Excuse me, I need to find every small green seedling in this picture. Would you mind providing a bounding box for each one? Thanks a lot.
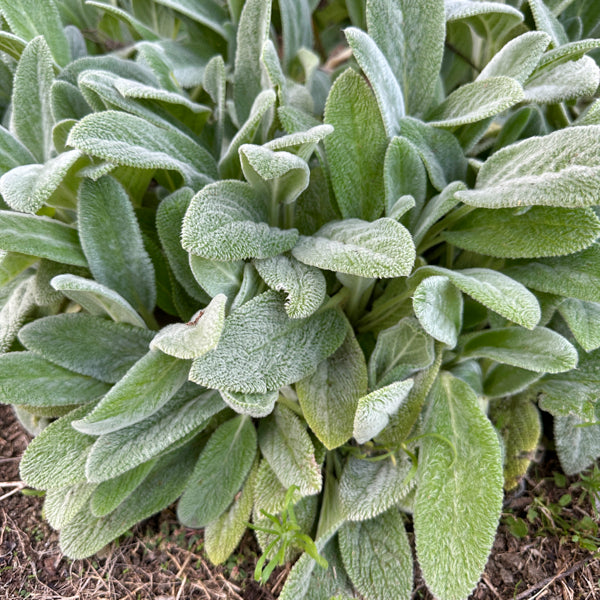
[249,485,327,584]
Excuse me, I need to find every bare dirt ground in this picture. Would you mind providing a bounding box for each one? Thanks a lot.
[1,403,599,600]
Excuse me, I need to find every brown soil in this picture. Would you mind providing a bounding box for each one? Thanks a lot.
[1,403,599,600]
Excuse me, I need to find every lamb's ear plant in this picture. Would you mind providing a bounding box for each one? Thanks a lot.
[1,0,600,598]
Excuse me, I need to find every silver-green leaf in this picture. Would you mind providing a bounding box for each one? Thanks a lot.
[409,266,541,330]
[292,218,415,279]
[0,352,109,407]
[177,415,257,528]
[296,331,368,450]
[85,386,224,482]
[150,295,227,359]
[456,126,600,209]
[254,255,326,319]
[414,372,503,600]
[323,68,387,221]
[339,509,413,600]
[189,291,347,394]
[0,210,86,267]
[72,350,191,435]
[50,274,146,328]
[413,276,463,347]
[258,404,322,496]
[339,456,415,522]
[67,110,217,188]
[18,314,153,383]
[461,326,578,373]
[78,176,156,320]
[182,180,299,261]
[353,380,414,444]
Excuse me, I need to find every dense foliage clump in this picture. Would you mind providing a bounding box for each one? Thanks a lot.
[1,1,600,598]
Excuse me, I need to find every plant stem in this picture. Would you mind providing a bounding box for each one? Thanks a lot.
[416,204,476,254]
[356,288,413,332]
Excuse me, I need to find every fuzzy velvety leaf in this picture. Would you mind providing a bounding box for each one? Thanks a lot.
[504,244,600,303]
[353,380,414,444]
[60,442,199,559]
[297,331,367,450]
[152,0,228,36]
[204,462,258,565]
[559,299,600,352]
[0,31,25,61]
[483,364,543,399]
[0,150,81,214]
[339,455,414,522]
[0,211,86,267]
[456,126,600,209]
[189,291,347,394]
[233,0,271,124]
[445,0,523,30]
[85,1,160,40]
[555,414,600,476]
[258,404,321,496]
[461,327,578,373]
[428,77,524,128]
[10,37,54,163]
[0,277,35,353]
[366,0,445,117]
[85,386,224,482]
[478,32,551,83]
[156,188,209,302]
[292,218,415,279]
[67,110,217,188]
[279,0,312,70]
[339,508,413,600]
[115,77,210,118]
[79,176,156,319]
[178,415,257,528]
[20,404,96,490]
[19,314,153,384]
[239,145,310,205]
[490,396,541,491]
[414,372,503,600]
[413,276,463,348]
[189,255,244,299]
[264,125,333,160]
[0,125,35,176]
[524,56,600,104]
[50,274,146,328]
[304,539,354,600]
[254,255,326,319]
[537,39,600,71]
[219,90,276,180]
[0,352,109,407]
[90,459,157,517]
[323,68,387,221]
[409,267,541,330]
[73,351,190,435]
[398,117,467,191]
[45,483,96,530]
[369,317,434,389]
[444,206,600,258]
[151,295,227,359]
[384,136,426,217]
[182,180,298,261]
[0,254,36,289]
[220,389,278,418]
[345,27,404,137]
[529,0,568,46]
[0,0,70,65]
